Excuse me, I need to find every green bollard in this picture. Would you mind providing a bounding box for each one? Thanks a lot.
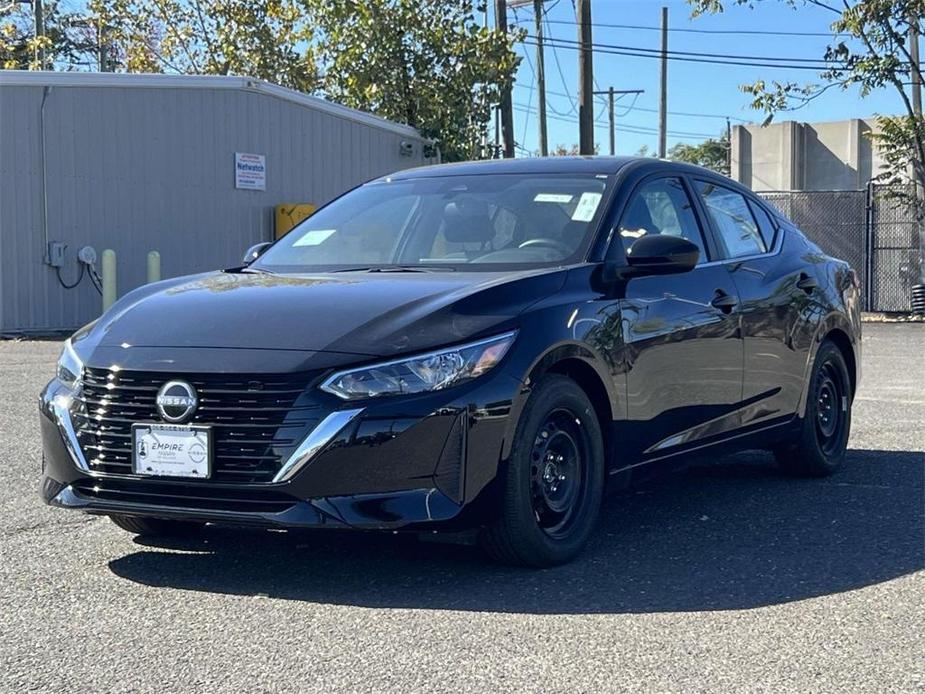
[102,249,117,312]
[147,251,161,284]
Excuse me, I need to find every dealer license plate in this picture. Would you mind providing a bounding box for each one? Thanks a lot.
[132,423,211,479]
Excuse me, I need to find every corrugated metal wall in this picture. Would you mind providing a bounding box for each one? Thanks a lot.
[0,75,434,333]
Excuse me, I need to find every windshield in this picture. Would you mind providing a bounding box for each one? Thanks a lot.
[253,173,611,272]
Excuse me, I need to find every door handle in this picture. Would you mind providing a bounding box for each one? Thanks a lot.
[711,290,738,313]
[796,273,818,294]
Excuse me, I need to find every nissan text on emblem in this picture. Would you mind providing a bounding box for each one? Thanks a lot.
[156,380,198,423]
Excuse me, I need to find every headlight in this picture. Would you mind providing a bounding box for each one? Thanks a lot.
[320,331,517,400]
[56,338,83,390]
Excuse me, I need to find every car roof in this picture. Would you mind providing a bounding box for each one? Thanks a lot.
[383,156,745,185]
[384,156,640,180]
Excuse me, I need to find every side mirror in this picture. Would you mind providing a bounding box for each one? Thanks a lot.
[624,235,700,276]
[242,242,272,265]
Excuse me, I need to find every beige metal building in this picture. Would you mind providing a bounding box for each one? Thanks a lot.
[0,71,437,334]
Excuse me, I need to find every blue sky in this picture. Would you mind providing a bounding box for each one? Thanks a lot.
[504,0,904,155]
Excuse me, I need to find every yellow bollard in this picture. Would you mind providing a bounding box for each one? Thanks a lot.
[102,249,117,312]
[147,251,161,284]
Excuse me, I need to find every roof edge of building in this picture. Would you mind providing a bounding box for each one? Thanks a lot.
[0,70,426,141]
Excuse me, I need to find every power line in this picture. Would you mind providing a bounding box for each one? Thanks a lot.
[512,82,750,122]
[522,33,832,66]
[522,36,839,71]
[513,103,716,139]
[514,17,845,38]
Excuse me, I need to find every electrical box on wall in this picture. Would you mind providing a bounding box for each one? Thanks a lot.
[47,242,66,268]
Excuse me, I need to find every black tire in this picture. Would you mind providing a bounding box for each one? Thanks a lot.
[480,374,605,567]
[773,340,852,477]
[109,514,204,537]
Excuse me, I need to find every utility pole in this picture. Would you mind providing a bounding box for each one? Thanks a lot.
[98,21,110,72]
[911,16,922,117]
[577,0,594,154]
[534,0,548,156]
[494,0,515,158]
[658,6,668,158]
[593,87,645,156]
[34,0,46,70]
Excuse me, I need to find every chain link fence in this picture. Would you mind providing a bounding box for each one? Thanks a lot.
[758,186,921,312]
[867,184,921,312]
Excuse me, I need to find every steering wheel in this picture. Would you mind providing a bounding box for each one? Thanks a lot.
[518,238,571,255]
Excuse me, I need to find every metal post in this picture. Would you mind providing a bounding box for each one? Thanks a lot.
[101,249,117,312]
[726,117,732,177]
[494,0,515,158]
[534,0,548,156]
[146,251,161,284]
[577,0,594,155]
[658,6,669,159]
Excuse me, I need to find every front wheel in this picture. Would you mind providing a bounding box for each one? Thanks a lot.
[480,375,605,567]
[773,340,852,477]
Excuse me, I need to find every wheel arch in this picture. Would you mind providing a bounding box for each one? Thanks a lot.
[823,327,857,398]
[797,312,860,417]
[501,342,620,465]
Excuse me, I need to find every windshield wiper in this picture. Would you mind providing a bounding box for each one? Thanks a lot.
[329,265,456,273]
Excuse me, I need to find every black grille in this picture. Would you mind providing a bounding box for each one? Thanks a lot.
[73,368,321,484]
[71,478,297,514]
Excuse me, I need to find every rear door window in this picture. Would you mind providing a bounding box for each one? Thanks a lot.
[695,181,766,259]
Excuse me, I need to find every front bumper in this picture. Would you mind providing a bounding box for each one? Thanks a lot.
[39,366,522,531]
[43,479,461,529]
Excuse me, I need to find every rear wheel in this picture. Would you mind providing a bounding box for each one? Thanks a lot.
[774,340,852,477]
[109,514,204,537]
[480,375,605,567]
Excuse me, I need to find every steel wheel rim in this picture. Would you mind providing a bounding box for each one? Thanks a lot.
[814,360,845,456]
[530,408,588,539]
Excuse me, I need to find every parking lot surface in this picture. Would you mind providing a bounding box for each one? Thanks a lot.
[1,324,922,693]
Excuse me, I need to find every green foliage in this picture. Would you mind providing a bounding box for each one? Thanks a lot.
[30,0,522,162]
[668,132,730,174]
[1,1,89,70]
[306,0,521,161]
[91,1,317,91]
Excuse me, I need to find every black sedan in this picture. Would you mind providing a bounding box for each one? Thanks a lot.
[39,157,861,567]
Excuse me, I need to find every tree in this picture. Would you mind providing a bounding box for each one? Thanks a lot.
[1,1,91,69]
[90,0,317,90]
[687,0,925,280]
[668,131,730,175]
[306,0,521,161]
[550,142,600,155]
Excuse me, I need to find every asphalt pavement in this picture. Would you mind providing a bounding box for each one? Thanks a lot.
[0,324,922,693]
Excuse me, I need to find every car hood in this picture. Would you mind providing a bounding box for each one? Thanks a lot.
[88,268,568,359]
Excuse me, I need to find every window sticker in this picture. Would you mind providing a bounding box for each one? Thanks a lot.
[571,192,603,222]
[534,193,574,203]
[292,229,337,247]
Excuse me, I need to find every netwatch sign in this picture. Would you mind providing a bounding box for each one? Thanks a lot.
[235,152,266,190]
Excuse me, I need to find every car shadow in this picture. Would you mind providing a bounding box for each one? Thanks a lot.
[108,448,924,614]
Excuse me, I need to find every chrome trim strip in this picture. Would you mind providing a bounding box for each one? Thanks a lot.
[51,393,90,472]
[696,227,785,268]
[273,408,365,483]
